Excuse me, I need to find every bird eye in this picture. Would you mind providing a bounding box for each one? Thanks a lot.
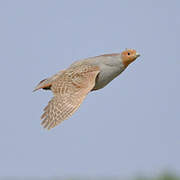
[127,52,130,56]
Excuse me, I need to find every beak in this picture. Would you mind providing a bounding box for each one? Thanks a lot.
[136,52,140,58]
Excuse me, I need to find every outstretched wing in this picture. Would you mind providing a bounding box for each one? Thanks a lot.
[41,64,100,130]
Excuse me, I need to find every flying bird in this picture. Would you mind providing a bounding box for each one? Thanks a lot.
[34,49,140,129]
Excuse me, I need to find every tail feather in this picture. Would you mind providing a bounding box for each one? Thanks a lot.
[33,78,52,92]
[33,70,65,92]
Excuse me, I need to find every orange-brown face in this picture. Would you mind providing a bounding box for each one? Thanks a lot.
[121,49,140,67]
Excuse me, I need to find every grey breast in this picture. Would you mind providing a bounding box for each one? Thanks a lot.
[69,54,125,91]
[91,55,125,90]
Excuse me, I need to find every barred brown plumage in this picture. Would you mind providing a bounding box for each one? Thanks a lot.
[40,64,100,129]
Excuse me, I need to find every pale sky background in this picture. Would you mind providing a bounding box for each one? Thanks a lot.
[0,0,179,178]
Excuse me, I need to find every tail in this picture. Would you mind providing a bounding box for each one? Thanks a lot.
[33,78,52,92]
[33,70,65,92]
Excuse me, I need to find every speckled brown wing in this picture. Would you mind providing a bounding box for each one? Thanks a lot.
[41,64,100,130]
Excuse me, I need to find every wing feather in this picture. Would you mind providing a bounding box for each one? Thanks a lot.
[41,64,100,129]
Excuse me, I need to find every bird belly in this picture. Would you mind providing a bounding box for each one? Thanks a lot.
[92,66,125,90]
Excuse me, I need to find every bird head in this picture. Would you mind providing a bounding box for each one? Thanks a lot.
[121,49,140,67]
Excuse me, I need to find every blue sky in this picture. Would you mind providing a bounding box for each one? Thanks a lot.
[0,0,179,177]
